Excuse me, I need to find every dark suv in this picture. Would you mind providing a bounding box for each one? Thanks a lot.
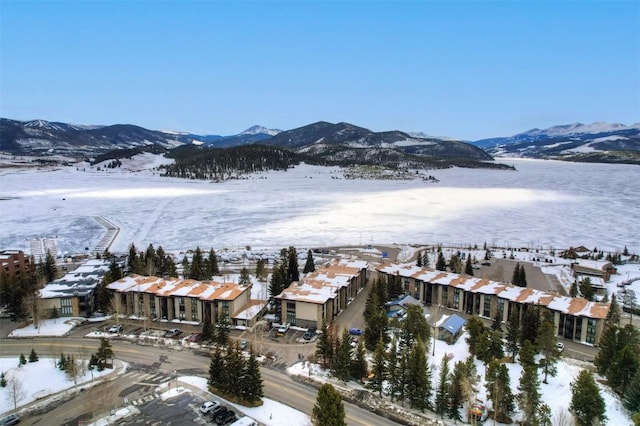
[213,408,236,425]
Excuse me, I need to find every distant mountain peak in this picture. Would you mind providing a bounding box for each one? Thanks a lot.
[239,125,281,136]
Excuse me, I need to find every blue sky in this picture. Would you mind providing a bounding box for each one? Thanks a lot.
[1,1,639,140]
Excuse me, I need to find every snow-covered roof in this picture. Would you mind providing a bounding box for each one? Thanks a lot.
[107,274,250,301]
[386,294,421,308]
[377,263,609,319]
[40,259,110,299]
[276,258,367,304]
[232,300,267,320]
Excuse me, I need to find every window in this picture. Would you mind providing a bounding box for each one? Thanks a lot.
[150,297,156,318]
[287,302,296,326]
[191,300,198,321]
[483,295,491,318]
[221,301,229,321]
[497,298,504,315]
[586,318,596,344]
[60,298,72,315]
[452,289,460,310]
[441,287,448,305]
[575,317,582,341]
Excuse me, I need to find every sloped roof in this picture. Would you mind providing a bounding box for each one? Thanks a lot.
[107,274,249,302]
[276,258,368,304]
[440,314,466,335]
[377,263,610,319]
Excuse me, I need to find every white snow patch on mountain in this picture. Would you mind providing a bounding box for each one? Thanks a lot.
[239,125,281,136]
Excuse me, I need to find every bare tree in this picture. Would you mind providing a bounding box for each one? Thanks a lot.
[109,293,123,327]
[553,407,573,426]
[6,374,25,411]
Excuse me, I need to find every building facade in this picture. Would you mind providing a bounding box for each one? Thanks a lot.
[377,263,610,346]
[275,259,368,329]
[107,274,254,326]
[0,250,32,280]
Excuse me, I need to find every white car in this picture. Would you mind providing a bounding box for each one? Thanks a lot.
[200,400,220,414]
[108,324,123,333]
[556,342,564,352]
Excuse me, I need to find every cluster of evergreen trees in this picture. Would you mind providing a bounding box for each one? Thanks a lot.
[88,337,115,371]
[267,247,315,317]
[161,144,301,181]
[127,243,180,277]
[207,341,263,405]
[511,262,527,287]
[180,246,219,280]
[595,298,640,424]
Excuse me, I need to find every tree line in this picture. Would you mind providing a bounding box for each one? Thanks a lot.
[161,144,301,181]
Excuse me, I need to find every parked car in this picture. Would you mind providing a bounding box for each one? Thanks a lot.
[240,339,249,350]
[187,332,202,343]
[303,328,316,340]
[210,406,229,419]
[276,323,290,336]
[214,408,236,425]
[165,328,182,338]
[200,400,220,414]
[556,342,564,353]
[349,328,363,336]
[481,262,491,266]
[107,324,123,333]
[0,413,20,426]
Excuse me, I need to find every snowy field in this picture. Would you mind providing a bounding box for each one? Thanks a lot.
[0,157,638,257]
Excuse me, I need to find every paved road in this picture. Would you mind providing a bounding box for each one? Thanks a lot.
[1,338,402,425]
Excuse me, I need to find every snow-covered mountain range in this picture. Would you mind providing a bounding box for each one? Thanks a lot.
[473,122,640,163]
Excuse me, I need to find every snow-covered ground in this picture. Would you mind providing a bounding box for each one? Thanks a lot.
[0,158,638,256]
[289,330,631,425]
[0,355,112,416]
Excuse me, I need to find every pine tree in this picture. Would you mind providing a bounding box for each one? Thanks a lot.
[127,243,138,272]
[312,383,346,426]
[517,363,540,425]
[512,263,522,286]
[405,339,431,411]
[369,337,387,396]
[28,348,38,362]
[303,249,316,273]
[505,310,521,362]
[606,295,622,329]
[58,352,67,370]
[465,255,474,276]
[448,360,466,422]
[436,252,447,271]
[287,246,300,282]
[579,277,594,301]
[389,272,403,300]
[520,304,540,346]
[238,267,251,286]
[594,325,619,376]
[221,342,244,396]
[269,261,285,298]
[401,304,429,348]
[255,258,266,281]
[624,373,640,412]
[351,341,368,382]
[449,254,462,273]
[571,369,606,426]
[434,354,450,417]
[537,313,560,384]
[181,255,190,279]
[609,345,639,395]
[216,319,231,346]
[18,353,26,366]
[465,316,486,355]
[476,330,504,365]
[241,350,263,404]
[387,336,399,402]
[316,320,333,368]
[190,247,204,280]
[486,360,515,424]
[208,248,219,275]
[416,252,422,267]
[569,280,579,297]
[208,346,224,389]
[0,372,6,387]
[331,329,352,382]
[41,249,57,282]
[94,337,114,371]
[491,309,502,332]
[201,313,214,342]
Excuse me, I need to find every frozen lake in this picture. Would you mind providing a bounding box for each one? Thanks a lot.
[0,158,638,255]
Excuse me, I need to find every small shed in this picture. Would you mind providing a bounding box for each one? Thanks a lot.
[385,294,422,313]
[437,314,466,344]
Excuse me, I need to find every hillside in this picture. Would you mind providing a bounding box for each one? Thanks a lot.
[474,122,640,164]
